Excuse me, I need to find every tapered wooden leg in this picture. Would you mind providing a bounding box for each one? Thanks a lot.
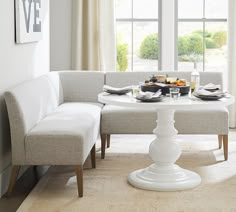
[218,135,223,149]
[101,134,106,159]
[223,135,228,161]
[91,144,96,168]
[7,165,21,197]
[75,165,83,197]
[107,134,111,148]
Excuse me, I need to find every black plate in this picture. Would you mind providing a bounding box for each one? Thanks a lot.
[193,94,224,100]
[104,89,131,95]
[135,95,164,102]
[204,88,220,92]
[141,85,190,95]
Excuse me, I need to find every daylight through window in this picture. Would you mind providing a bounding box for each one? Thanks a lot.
[115,0,159,72]
[177,0,228,72]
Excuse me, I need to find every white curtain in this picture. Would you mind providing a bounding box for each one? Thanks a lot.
[228,0,236,128]
[71,0,116,71]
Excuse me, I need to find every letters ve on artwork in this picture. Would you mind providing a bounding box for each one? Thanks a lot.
[15,0,43,43]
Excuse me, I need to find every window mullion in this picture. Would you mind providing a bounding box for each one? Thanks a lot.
[203,0,206,72]
[158,0,162,71]
[116,18,159,22]
[174,0,178,71]
[131,0,134,72]
[178,19,227,22]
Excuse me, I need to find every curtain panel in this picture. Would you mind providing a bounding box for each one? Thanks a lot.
[72,0,116,71]
[228,0,236,128]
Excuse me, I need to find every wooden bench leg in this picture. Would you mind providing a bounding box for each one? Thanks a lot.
[107,134,111,148]
[7,165,21,197]
[223,135,228,161]
[91,144,96,168]
[218,135,223,149]
[75,165,83,197]
[101,134,106,159]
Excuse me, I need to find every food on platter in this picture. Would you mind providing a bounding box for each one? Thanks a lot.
[144,75,187,87]
[142,75,189,95]
[144,82,169,87]
[175,79,187,86]
[148,75,166,83]
[166,77,178,84]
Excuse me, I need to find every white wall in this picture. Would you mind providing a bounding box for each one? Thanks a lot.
[0,0,50,197]
[50,0,72,70]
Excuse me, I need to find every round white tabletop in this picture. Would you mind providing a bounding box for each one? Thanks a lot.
[98,93,235,192]
[98,93,234,110]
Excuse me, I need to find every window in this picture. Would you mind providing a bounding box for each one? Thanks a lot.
[115,0,160,72]
[177,0,228,72]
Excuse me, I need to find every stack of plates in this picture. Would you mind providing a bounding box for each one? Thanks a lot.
[193,88,225,100]
[135,91,163,102]
[103,85,132,95]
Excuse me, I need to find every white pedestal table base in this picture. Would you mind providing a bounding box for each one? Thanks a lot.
[128,109,201,191]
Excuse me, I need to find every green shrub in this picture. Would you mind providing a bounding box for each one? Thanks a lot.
[179,55,192,62]
[205,38,217,49]
[117,43,128,71]
[139,33,158,59]
[178,36,189,55]
[178,33,204,56]
[193,30,212,38]
[187,33,204,55]
[212,31,227,48]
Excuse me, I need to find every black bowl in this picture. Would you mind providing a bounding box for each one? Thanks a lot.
[141,85,190,95]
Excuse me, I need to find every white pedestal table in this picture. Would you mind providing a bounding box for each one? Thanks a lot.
[98,93,234,191]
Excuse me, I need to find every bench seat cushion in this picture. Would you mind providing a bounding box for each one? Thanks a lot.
[101,105,228,135]
[25,103,102,165]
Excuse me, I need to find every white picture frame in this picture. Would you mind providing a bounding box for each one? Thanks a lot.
[15,0,43,43]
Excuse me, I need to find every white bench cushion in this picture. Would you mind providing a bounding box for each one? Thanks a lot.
[101,105,228,135]
[25,103,102,165]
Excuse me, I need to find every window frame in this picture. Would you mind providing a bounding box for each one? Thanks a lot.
[175,0,227,71]
[115,0,162,71]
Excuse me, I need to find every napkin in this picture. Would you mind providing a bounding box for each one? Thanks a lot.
[137,90,162,99]
[201,83,221,90]
[103,85,132,92]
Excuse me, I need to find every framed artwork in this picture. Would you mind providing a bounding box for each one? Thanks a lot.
[15,0,42,43]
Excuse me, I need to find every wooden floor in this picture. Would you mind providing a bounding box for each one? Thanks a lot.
[0,167,39,212]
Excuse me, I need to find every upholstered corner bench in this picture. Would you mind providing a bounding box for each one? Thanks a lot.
[4,70,229,197]
[4,71,104,197]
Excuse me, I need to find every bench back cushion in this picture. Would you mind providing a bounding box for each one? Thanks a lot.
[105,71,223,88]
[4,72,62,163]
[59,71,105,102]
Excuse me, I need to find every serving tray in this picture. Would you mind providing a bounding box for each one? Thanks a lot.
[141,85,190,95]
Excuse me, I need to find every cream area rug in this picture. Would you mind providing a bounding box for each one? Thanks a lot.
[18,134,236,212]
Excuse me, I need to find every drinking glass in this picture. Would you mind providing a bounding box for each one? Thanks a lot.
[169,87,180,100]
[132,85,140,97]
